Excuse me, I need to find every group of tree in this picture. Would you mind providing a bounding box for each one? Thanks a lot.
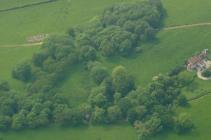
[0,0,194,139]
[1,63,193,139]
[86,66,193,139]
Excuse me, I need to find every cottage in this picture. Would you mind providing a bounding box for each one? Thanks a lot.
[187,49,209,71]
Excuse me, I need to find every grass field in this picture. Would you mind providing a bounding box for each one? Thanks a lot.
[163,0,211,26]
[0,0,45,10]
[0,124,137,140]
[0,0,135,45]
[0,46,39,90]
[0,0,211,140]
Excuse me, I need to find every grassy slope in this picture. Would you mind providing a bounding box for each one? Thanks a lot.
[0,0,211,140]
[0,125,136,140]
[0,0,44,9]
[163,0,211,26]
[104,27,211,85]
[0,46,39,90]
[0,0,134,45]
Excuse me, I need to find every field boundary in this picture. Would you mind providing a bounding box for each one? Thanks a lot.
[0,0,58,13]
[188,90,211,102]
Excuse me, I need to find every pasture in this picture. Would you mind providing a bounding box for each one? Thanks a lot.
[0,0,135,45]
[0,0,211,140]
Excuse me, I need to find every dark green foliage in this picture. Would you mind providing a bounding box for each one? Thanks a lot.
[135,115,163,140]
[0,116,11,130]
[112,66,135,96]
[90,65,109,85]
[96,26,135,56]
[101,0,164,34]
[107,105,122,123]
[202,69,211,77]
[169,65,185,76]
[79,46,97,62]
[91,107,106,124]
[0,80,10,91]
[32,51,48,67]
[177,94,188,107]
[174,113,194,134]
[12,62,33,82]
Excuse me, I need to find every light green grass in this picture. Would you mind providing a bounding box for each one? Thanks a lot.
[0,0,135,45]
[163,0,211,26]
[0,46,39,90]
[59,65,95,106]
[101,27,211,86]
[0,124,137,140]
[0,0,44,9]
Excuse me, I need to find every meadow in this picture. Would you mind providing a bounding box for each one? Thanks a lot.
[0,0,211,140]
[0,0,135,45]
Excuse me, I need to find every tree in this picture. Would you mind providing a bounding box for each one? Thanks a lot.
[79,46,97,62]
[0,115,11,130]
[91,107,106,123]
[174,113,194,134]
[0,80,10,91]
[12,62,33,82]
[53,104,72,126]
[112,66,135,96]
[12,111,26,130]
[90,66,109,85]
[177,94,188,107]
[202,69,211,77]
[107,105,122,123]
[135,115,162,140]
[32,51,48,67]
[78,103,92,121]
[89,89,107,107]
[118,97,132,117]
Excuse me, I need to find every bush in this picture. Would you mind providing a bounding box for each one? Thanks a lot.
[202,69,211,77]
[0,80,10,91]
[112,66,135,96]
[174,113,194,134]
[90,66,109,85]
[12,62,33,82]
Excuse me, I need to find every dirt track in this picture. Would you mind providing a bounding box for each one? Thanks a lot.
[163,22,211,30]
[0,42,43,48]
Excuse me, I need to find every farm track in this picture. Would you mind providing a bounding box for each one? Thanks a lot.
[1,22,211,48]
[0,42,43,48]
[163,22,211,30]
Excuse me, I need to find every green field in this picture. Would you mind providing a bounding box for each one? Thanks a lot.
[0,0,211,140]
[0,0,135,45]
[0,124,137,140]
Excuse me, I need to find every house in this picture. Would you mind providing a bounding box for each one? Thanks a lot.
[187,49,209,71]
